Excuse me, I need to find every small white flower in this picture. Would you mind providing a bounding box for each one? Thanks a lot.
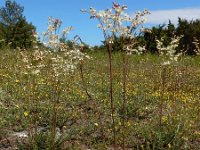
[32,69,40,75]
[162,61,171,66]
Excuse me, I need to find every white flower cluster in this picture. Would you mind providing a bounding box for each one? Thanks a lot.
[156,36,182,65]
[42,17,89,76]
[20,17,89,76]
[50,47,89,76]
[20,49,47,75]
[128,46,146,55]
[82,2,149,52]
[42,17,73,51]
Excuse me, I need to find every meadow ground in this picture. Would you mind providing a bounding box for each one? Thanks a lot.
[0,49,200,149]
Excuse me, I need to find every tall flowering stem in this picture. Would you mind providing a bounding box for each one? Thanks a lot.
[19,17,90,149]
[156,35,183,133]
[83,2,149,149]
[107,41,116,148]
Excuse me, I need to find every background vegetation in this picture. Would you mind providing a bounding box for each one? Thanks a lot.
[0,0,35,49]
[0,0,200,150]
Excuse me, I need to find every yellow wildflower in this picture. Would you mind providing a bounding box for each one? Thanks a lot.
[15,79,20,83]
[24,111,29,117]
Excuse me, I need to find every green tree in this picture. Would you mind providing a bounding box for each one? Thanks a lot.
[176,18,200,55]
[0,0,36,49]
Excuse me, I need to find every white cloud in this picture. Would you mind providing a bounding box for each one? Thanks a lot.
[144,8,200,24]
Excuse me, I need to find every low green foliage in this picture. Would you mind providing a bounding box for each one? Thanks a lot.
[0,49,200,149]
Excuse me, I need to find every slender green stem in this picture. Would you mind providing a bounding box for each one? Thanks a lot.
[107,43,117,149]
[122,50,128,150]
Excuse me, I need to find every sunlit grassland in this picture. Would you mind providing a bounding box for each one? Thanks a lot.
[0,48,200,149]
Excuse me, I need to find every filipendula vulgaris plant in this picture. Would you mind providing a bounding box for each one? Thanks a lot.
[19,17,89,149]
[155,35,184,148]
[82,2,149,149]
[43,17,90,150]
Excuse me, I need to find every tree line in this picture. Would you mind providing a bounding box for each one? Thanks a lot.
[0,0,35,49]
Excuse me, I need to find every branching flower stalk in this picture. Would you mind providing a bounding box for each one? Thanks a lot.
[73,35,92,99]
[156,35,182,130]
[156,36,183,64]
[19,17,89,149]
[83,3,149,149]
[42,17,89,149]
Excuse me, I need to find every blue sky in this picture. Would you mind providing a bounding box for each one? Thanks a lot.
[1,0,200,46]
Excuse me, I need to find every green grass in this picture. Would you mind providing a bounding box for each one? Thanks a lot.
[0,48,200,149]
